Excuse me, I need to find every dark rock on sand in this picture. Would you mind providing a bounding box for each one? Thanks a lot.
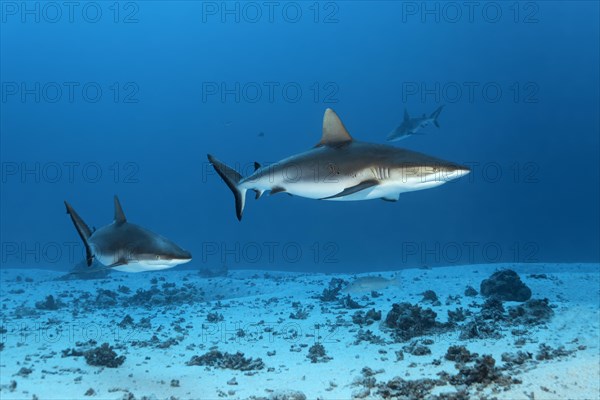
[384,303,440,341]
[84,343,125,368]
[34,295,64,310]
[464,286,478,297]
[352,308,382,326]
[444,346,478,364]
[307,343,332,363]
[318,278,347,302]
[480,270,531,302]
[507,298,554,325]
[186,350,264,371]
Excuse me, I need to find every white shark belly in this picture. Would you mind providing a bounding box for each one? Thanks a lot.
[112,261,182,273]
[283,180,359,200]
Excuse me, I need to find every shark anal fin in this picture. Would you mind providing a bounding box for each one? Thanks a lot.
[321,179,379,200]
[381,196,398,202]
[270,186,286,195]
[114,195,127,225]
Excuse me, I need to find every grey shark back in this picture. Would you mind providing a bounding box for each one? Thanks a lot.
[64,196,192,272]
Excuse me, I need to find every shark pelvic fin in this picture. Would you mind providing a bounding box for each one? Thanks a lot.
[316,108,353,147]
[254,189,264,200]
[321,179,379,200]
[114,195,127,225]
[64,201,94,267]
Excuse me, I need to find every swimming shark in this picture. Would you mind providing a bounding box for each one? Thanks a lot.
[387,105,444,141]
[64,196,192,273]
[341,275,401,294]
[208,108,469,221]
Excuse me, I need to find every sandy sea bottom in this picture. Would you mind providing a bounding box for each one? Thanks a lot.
[0,263,598,400]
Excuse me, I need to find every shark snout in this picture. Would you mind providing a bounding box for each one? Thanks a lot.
[445,164,471,181]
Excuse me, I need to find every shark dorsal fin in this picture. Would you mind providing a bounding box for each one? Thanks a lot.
[114,195,127,225]
[403,108,409,122]
[316,108,353,147]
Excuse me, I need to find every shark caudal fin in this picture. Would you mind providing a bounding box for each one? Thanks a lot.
[207,154,247,221]
[64,201,94,266]
[430,105,444,128]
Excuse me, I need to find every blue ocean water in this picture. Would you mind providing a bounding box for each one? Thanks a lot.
[1,1,598,273]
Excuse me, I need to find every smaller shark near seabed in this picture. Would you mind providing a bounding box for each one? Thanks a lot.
[342,275,401,294]
[208,108,469,221]
[387,105,444,141]
[64,196,192,273]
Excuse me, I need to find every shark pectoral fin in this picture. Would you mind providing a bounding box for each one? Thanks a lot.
[315,109,353,147]
[107,260,127,268]
[270,186,286,195]
[381,196,398,202]
[113,195,127,225]
[321,179,379,200]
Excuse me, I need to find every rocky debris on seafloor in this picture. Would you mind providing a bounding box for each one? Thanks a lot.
[354,329,386,345]
[206,312,224,323]
[384,302,447,342]
[480,297,505,321]
[535,343,575,361]
[420,290,441,306]
[83,343,126,368]
[459,319,502,340]
[339,294,363,309]
[198,264,229,278]
[255,389,306,400]
[402,341,432,356]
[507,298,554,325]
[480,270,532,302]
[501,351,533,367]
[289,302,311,320]
[448,355,520,387]
[445,345,478,364]
[464,285,478,297]
[186,350,265,371]
[34,295,65,310]
[352,308,382,326]
[306,343,332,363]
[317,278,347,302]
[447,307,470,323]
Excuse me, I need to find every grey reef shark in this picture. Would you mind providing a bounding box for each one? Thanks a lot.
[387,105,444,141]
[208,108,469,221]
[64,196,192,273]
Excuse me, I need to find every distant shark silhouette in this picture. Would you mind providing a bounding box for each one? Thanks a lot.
[208,108,469,221]
[387,105,444,141]
[64,196,192,272]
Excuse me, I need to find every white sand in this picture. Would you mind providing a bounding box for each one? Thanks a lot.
[0,263,598,399]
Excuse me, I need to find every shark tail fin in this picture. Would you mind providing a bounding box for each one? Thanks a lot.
[430,105,444,128]
[64,201,94,266]
[207,154,247,221]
